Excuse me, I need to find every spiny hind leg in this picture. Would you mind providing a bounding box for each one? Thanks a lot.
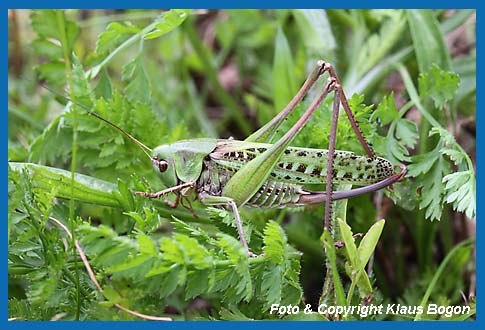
[325,63,375,158]
[245,60,328,143]
[324,83,341,232]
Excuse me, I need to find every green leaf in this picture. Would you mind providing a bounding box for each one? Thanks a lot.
[338,219,357,267]
[281,257,303,306]
[31,10,79,89]
[107,254,153,277]
[36,61,67,88]
[78,224,136,266]
[356,11,406,77]
[292,9,336,58]
[94,69,113,99]
[407,10,452,72]
[174,233,213,269]
[122,55,152,104]
[395,119,418,148]
[418,64,460,109]
[159,237,184,265]
[102,286,122,305]
[185,269,213,299]
[216,233,252,302]
[137,232,157,256]
[371,92,399,125]
[421,159,448,220]
[356,219,385,270]
[143,10,190,40]
[407,143,441,177]
[95,22,140,54]
[261,265,282,310]
[31,10,79,50]
[31,39,63,59]
[9,162,119,207]
[441,147,464,166]
[273,27,296,113]
[443,170,476,219]
[320,230,346,306]
[386,131,411,163]
[262,220,287,264]
[408,140,452,220]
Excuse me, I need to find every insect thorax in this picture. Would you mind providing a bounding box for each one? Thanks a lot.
[197,158,304,209]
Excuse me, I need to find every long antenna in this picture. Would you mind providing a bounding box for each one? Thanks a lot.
[37,82,154,160]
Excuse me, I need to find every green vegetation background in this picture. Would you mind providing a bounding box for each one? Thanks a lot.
[8,9,476,320]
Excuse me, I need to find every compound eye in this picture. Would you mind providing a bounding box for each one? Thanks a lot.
[158,161,168,172]
[152,157,168,173]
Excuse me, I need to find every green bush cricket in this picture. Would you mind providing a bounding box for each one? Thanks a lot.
[37,60,407,256]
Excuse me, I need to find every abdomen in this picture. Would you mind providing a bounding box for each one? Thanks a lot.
[211,140,394,186]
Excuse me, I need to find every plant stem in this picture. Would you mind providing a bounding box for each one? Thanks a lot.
[86,19,159,80]
[56,10,81,320]
[414,238,474,320]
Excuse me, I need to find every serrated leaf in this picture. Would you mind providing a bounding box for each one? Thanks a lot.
[395,119,418,148]
[262,220,287,264]
[218,306,253,321]
[159,237,184,265]
[94,69,113,99]
[443,170,476,218]
[429,126,456,145]
[173,234,212,269]
[386,132,411,163]
[36,61,66,88]
[171,218,214,244]
[31,10,79,50]
[407,143,441,177]
[95,22,139,54]
[107,254,152,275]
[31,39,62,59]
[418,64,460,109]
[440,147,464,166]
[122,55,151,104]
[261,265,282,310]
[281,257,303,306]
[371,92,399,125]
[158,265,184,298]
[419,156,448,220]
[143,10,189,40]
[216,234,252,301]
[185,269,212,299]
[136,233,157,256]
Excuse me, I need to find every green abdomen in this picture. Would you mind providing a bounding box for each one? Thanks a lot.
[211,140,394,186]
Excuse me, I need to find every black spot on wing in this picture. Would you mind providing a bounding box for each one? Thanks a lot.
[296,164,306,173]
